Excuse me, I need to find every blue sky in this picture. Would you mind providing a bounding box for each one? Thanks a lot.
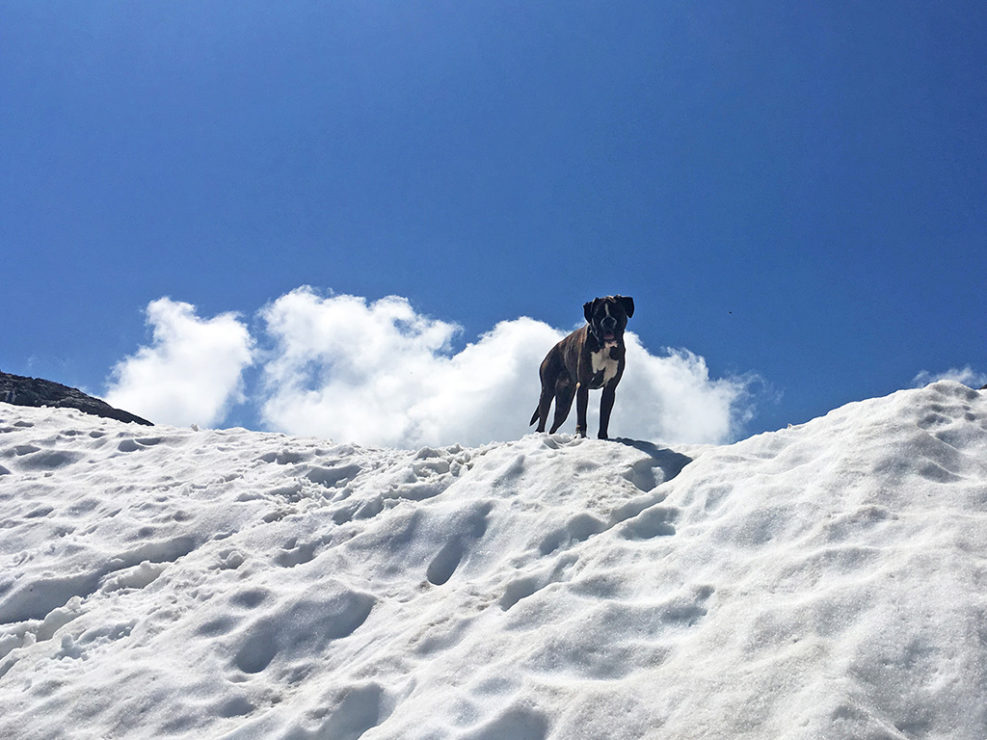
[3,2,985,443]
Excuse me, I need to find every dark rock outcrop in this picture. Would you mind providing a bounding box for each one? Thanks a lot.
[0,371,153,426]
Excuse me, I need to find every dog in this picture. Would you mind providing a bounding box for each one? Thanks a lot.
[529,295,634,439]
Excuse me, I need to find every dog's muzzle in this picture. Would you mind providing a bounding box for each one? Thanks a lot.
[599,317,619,347]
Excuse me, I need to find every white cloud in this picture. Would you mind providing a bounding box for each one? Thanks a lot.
[913,366,987,389]
[257,287,754,447]
[104,288,757,445]
[613,336,755,444]
[257,288,562,447]
[104,298,254,426]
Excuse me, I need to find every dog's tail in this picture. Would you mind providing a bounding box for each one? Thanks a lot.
[529,407,539,426]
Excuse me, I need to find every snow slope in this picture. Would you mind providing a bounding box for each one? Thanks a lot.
[1,381,985,739]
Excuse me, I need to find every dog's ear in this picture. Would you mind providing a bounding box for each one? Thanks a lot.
[583,299,597,323]
[618,295,634,318]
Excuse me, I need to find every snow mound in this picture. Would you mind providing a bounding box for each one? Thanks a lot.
[1,381,985,738]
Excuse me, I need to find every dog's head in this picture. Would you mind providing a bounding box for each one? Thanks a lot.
[583,295,634,348]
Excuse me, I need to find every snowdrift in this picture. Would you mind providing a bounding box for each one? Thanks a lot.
[1,381,985,739]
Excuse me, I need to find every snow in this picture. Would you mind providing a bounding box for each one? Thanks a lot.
[1,380,986,739]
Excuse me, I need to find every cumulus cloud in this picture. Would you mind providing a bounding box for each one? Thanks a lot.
[104,288,757,446]
[104,298,254,426]
[613,335,755,444]
[257,288,562,447]
[257,287,754,447]
[913,366,987,389]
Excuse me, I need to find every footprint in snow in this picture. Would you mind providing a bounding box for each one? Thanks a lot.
[296,683,389,740]
[6,447,81,471]
[538,512,607,555]
[332,495,384,525]
[258,449,310,465]
[215,695,255,719]
[229,588,270,609]
[500,554,578,612]
[305,463,362,488]
[465,706,550,740]
[273,539,320,568]
[618,505,679,540]
[0,535,196,624]
[232,590,375,674]
[426,539,467,587]
[615,439,692,490]
[426,503,492,586]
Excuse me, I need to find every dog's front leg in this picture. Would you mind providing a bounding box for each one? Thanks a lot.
[575,383,589,437]
[598,384,617,440]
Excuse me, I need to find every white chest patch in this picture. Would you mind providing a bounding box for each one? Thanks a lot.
[590,348,619,386]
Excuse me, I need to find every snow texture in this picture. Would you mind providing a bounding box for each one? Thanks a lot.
[1,381,985,739]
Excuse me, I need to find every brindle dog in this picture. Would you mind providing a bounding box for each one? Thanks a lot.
[529,295,634,439]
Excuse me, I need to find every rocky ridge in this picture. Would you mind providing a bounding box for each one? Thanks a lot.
[0,371,152,426]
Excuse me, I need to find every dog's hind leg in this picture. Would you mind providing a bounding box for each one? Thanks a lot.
[534,384,554,432]
[548,378,575,434]
[534,354,561,432]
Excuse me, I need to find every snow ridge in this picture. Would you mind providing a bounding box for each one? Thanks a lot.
[0,381,985,739]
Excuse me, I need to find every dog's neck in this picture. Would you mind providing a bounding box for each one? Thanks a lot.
[587,325,620,355]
